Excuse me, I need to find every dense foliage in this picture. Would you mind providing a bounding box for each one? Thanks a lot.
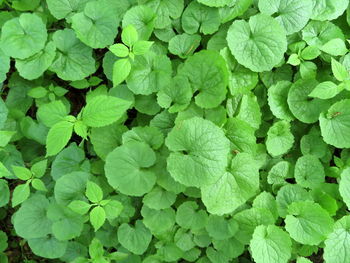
[0,0,350,262]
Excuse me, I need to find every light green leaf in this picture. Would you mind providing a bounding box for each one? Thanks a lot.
[82,95,131,127]
[285,201,334,245]
[71,0,118,48]
[74,121,88,139]
[227,14,287,72]
[0,13,47,59]
[50,29,96,81]
[197,0,231,7]
[300,46,321,60]
[258,0,312,35]
[12,183,30,207]
[113,59,131,87]
[133,40,153,56]
[202,153,260,215]
[105,141,156,196]
[109,44,129,57]
[90,206,106,231]
[15,41,56,80]
[46,121,74,157]
[117,221,152,255]
[331,58,349,81]
[309,81,343,99]
[121,25,139,47]
[12,166,31,180]
[86,181,103,203]
[68,200,91,215]
[142,186,176,210]
[250,225,292,263]
[0,180,10,207]
[104,200,123,220]
[319,99,350,148]
[31,179,47,192]
[321,38,348,56]
[165,117,230,187]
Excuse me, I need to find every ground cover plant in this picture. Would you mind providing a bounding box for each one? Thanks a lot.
[1,0,350,262]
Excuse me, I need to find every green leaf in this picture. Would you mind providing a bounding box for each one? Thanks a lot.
[250,225,292,263]
[179,50,228,109]
[121,25,139,47]
[109,44,129,57]
[285,201,334,245]
[71,0,118,48]
[182,1,220,35]
[312,0,349,21]
[54,171,89,205]
[202,153,259,215]
[28,236,67,259]
[324,215,350,263]
[141,206,175,235]
[302,20,344,48]
[165,117,230,187]
[288,79,331,123]
[86,181,103,203]
[127,52,172,95]
[37,100,69,128]
[319,99,350,148]
[258,0,313,35]
[309,81,343,99]
[133,40,153,55]
[117,221,152,255]
[13,194,52,239]
[268,81,294,121]
[122,6,156,40]
[227,14,287,72]
[0,180,10,207]
[321,38,348,56]
[197,0,231,7]
[287,54,301,66]
[12,166,31,180]
[46,121,74,157]
[46,0,91,20]
[12,183,30,207]
[82,95,131,127]
[122,126,164,150]
[47,203,84,241]
[331,58,349,81]
[0,13,47,59]
[15,41,56,80]
[142,186,176,210]
[266,121,294,157]
[112,59,132,87]
[105,141,156,196]
[90,206,106,231]
[339,168,350,209]
[157,75,192,113]
[294,155,325,189]
[168,33,201,59]
[50,29,96,81]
